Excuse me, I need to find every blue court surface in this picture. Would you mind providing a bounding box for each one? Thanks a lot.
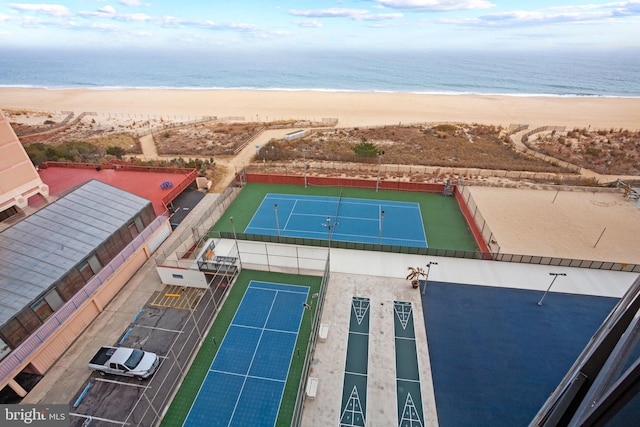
[183,281,309,427]
[422,281,618,427]
[244,193,428,248]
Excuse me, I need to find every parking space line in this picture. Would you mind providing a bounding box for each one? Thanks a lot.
[70,412,131,425]
[93,377,151,388]
[151,285,204,310]
[134,324,184,334]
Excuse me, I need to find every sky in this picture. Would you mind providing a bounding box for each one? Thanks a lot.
[0,0,639,51]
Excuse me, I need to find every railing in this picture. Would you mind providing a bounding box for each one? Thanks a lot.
[233,126,267,155]
[519,126,583,173]
[161,169,198,208]
[14,111,75,137]
[42,161,196,175]
[0,213,169,383]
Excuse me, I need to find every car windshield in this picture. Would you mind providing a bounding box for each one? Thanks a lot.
[124,349,144,370]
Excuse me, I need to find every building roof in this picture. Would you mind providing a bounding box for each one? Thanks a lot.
[0,180,151,326]
[0,109,45,211]
[37,165,197,216]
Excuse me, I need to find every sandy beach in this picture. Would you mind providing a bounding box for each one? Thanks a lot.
[1,88,640,130]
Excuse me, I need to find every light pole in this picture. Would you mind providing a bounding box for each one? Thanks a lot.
[303,148,307,188]
[274,203,280,241]
[321,216,338,248]
[378,210,385,246]
[538,273,567,306]
[376,150,385,192]
[303,303,313,325]
[230,216,241,266]
[423,261,438,295]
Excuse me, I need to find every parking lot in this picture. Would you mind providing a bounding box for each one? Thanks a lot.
[69,275,231,427]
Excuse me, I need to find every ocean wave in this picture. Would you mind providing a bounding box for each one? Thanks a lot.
[1,83,638,99]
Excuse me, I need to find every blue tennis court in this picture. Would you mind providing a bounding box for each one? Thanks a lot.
[245,193,428,248]
[183,281,309,427]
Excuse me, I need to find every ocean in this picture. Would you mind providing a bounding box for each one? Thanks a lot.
[0,48,639,97]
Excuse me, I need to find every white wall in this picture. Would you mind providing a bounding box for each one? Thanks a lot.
[156,266,208,288]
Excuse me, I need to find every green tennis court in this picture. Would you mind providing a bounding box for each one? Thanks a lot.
[212,183,477,251]
[160,270,322,427]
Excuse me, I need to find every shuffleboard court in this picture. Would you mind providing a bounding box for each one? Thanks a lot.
[245,193,428,248]
[183,281,309,427]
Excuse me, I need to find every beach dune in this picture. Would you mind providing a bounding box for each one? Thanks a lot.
[1,88,639,130]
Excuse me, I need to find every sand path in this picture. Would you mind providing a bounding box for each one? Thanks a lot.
[138,134,157,158]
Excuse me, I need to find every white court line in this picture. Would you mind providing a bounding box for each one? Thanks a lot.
[230,324,298,335]
[282,199,298,231]
[250,281,309,294]
[226,290,281,423]
[209,369,287,383]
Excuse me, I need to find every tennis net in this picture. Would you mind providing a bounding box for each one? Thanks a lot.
[334,188,343,220]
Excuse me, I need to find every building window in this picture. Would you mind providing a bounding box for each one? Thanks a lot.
[0,319,28,348]
[56,277,75,301]
[31,298,54,322]
[0,336,11,361]
[95,244,111,267]
[77,261,94,282]
[119,227,133,245]
[67,269,86,293]
[44,289,64,312]
[87,254,102,275]
[134,216,144,233]
[16,310,41,334]
[128,221,139,239]
[141,205,155,226]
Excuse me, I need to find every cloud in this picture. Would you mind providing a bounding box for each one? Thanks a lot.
[441,1,640,27]
[9,3,71,17]
[99,5,116,14]
[288,7,402,21]
[373,0,495,11]
[78,6,151,22]
[296,19,323,28]
[119,0,145,6]
[0,13,9,22]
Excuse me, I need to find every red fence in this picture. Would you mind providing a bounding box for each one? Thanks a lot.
[453,186,491,254]
[161,169,198,208]
[246,173,446,193]
[246,173,490,252]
